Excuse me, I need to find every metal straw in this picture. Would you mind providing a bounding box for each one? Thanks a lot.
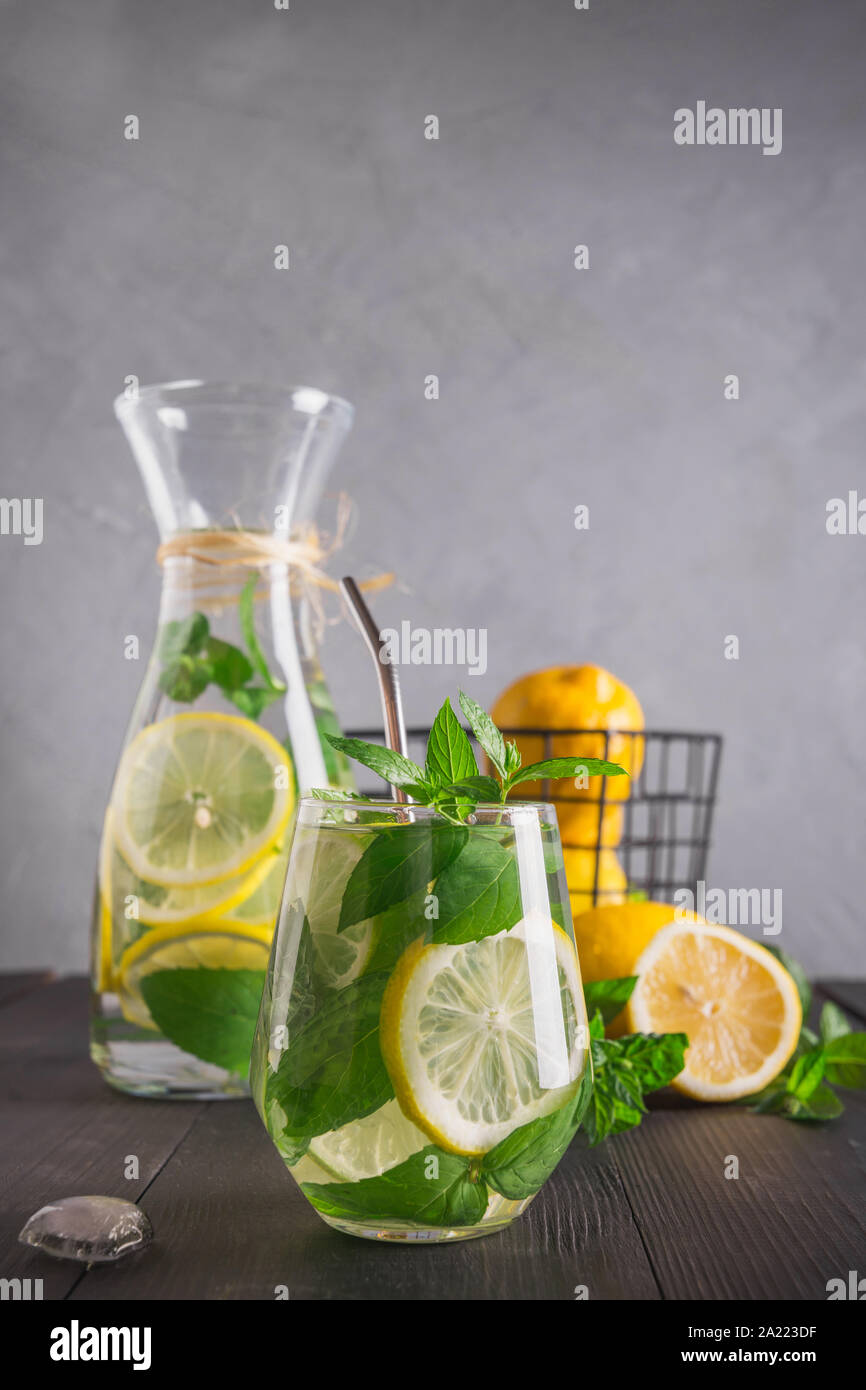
[339,576,409,803]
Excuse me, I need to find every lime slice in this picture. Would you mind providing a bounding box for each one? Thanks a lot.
[291,831,379,991]
[380,920,588,1156]
[112,712,293,889]
[117,922,272,1029]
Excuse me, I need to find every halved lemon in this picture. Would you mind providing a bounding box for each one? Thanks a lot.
[626,921,802,1101]
[112,712,293,889]
[116,921,273,1029]
[380,920,588,1156]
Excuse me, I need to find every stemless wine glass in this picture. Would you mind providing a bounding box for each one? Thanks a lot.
[251,798,593,1243]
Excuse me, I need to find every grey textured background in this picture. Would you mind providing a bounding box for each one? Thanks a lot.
[1,0,864,975]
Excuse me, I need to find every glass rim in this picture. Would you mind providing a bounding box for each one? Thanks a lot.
[113,379,355,427]
[296,795,560,821]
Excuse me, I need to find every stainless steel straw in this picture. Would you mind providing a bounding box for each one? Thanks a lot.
[339,576,410,803]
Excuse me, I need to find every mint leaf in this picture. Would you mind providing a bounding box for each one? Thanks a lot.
[792,1085,845,1119]
[426,698,478,787]
[432,836,522,945]
[585,1054,645,1144]
[158,654,212,703]
[507,757,627,790]
[204,635,253,691]
[584,1029,687,1145]
[338,823,467,931]
[787,1047,826,1101]
[583,976,638,1026]
[364,889,431,974]
[441,775,502,803]
[425,699,478,813]
[458,690,507,780]
[157,612,209,663]
[228,685,283,719]
[766,946,811,1019]
[268,972,394,1142]
[820,1000,852,1045]
[239,572,285,693]
[308,787,369,802]
[325,734,428,792]
[302,1146,488,1227]
[481,1066,593,1199]
[609,1031,688,1092]
[139,968,265,1076]
[504,740,522,776]
[277,972,389,1087]
[823,1032,866,1089]
[755,1082,846,1121]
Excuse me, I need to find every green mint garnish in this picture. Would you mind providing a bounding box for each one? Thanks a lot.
[324,691,627,818]
[739,953,866,1120]
[302,1146,488,1228]
[155,573,286,720]
[139,968,266,1077]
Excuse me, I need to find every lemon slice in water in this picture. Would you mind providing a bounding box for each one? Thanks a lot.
[291,831,379,991]
[380,920,588,1156]
[117,922,273,1030]
[112,712,293,889]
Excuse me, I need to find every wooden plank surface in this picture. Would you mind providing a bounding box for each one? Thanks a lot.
[68,1103,661,1301]
[613,1101,866,1299]
[0,977,205,1300]
[0,971,55,1008]
[2,975,865,1301]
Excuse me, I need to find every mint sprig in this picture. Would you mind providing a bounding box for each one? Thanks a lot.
[740,953,866,1121]
[324,691,627,818]
[156,574,286,719]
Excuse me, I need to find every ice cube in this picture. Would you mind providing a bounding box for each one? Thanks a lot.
[18,1195,153,1264]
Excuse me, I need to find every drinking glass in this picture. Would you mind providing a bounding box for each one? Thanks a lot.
[251,798,592,1242]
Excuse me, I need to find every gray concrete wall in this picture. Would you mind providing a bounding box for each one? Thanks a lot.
[1,0,864,975]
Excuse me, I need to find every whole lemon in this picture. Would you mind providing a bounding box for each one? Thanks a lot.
[491,664,644,846]
[571,901,705,1035]
[563,846,628,917]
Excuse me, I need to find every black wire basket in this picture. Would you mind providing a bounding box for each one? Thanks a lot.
[345,726,723,908]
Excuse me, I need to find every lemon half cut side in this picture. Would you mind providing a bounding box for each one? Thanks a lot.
[626,921,802,1101]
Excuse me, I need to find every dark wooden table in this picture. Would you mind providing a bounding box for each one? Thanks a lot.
[2,974,864,1301]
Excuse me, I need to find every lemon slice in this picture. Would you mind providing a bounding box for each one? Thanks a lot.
[117,922,273,1029]
[112,712,293,889]
[306,1098,429,1181]
[626,921,802,1101]
[292,831,379,991]
[94,820,114,991]
[215,848,287,929]
[380,920,588,1156]
[101,808,282,930]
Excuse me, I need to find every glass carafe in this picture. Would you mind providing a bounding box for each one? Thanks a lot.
[90,381,355,1098]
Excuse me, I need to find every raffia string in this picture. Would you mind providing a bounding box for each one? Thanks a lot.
[155,493,393,629]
